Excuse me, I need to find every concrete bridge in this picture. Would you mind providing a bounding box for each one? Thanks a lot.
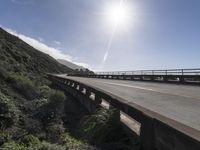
[71,69,200,85]
[47,69,200,150]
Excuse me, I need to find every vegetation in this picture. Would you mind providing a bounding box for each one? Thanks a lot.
[0,91,18,129]
[0,27,137,150]
[8,74,38,100]
[0,27,89,149]
[77,108,137,150]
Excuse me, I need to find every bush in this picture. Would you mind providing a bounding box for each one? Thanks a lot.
[0,131,12,146]
[77,108,132,149]
[35,90,65,124]
[0,91,18,129]
[60,133,83,147]
[8,74,38,100]
[19,134,40,147]
[46,90,65,117]
[38,141,66,150]
[1,139,66,150]
[34,98,48,108]
[1,141,26,150]
[0,65,9,79]
[39,85,55,99]
[77,109,120,144]
[48,90,65,109]
[45,123,65,143]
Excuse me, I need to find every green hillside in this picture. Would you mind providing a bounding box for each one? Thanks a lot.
[0,28,134,150]
[0,27,72,75]
[0,28,93,149]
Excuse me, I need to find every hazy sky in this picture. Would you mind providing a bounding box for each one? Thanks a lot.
[0,0,200,71]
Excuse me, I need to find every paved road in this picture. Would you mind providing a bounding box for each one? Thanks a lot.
[60,75,200,132]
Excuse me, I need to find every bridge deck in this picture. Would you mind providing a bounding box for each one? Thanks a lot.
[59,75,200,132]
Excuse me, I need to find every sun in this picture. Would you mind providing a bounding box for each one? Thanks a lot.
[109,5,128,25]
[105,1,131,29]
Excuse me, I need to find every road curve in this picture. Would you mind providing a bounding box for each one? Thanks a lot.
[59,75,200,132]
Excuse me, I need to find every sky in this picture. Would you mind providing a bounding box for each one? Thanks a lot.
[0,0,200,71]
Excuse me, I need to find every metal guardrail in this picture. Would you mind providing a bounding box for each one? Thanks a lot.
[95,68,200,76]
[70,68,200,84]
[48,74,200,150]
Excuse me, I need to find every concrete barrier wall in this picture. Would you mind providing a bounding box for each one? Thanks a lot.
[48,74,200,150]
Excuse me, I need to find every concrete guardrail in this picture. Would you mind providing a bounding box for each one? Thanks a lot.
[47,74,200,150]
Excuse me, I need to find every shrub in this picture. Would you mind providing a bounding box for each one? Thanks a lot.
[19,134,40,147]
[35,98,48,108]
[60,132,83,147]
[0,131,12,146]
[39,85,55,99]
[77,108,132,149]
[38,141,66,150]
[1,139,66,150]
[0,91,18,129]
[0,65,8,79]
[45,123,65,143]
[46,90,65,116]
[1,141,26,150]
[77,109,120,144]
[8,74,38,100]
[48,90,65,109]
[35,90,65,124]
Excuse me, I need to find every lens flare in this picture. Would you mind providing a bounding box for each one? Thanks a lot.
[105,0,131,29]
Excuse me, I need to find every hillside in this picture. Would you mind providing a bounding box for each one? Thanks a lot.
[57,59,86,70]
[0,28,134,150]
[0,28,94,149]
[0,28,72,76]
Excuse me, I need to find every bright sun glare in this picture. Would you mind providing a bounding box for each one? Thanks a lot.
[100,0,134,68]
[105,0,131,29]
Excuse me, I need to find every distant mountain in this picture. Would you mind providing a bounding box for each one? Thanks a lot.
[0,28,72,75]
[57,59,86,70]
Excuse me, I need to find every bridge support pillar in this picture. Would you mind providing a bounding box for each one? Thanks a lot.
[74,83,78,89]
[85,89,91,97]
[95,94,102,105]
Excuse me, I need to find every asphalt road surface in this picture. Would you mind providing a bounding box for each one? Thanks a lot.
[59,75,200,132]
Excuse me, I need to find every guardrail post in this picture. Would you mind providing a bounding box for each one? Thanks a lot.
[73,83,78,89]
[79,85,83,92]
[85,89,91,97]
[68,81,72,86]
[95,94,102,104]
